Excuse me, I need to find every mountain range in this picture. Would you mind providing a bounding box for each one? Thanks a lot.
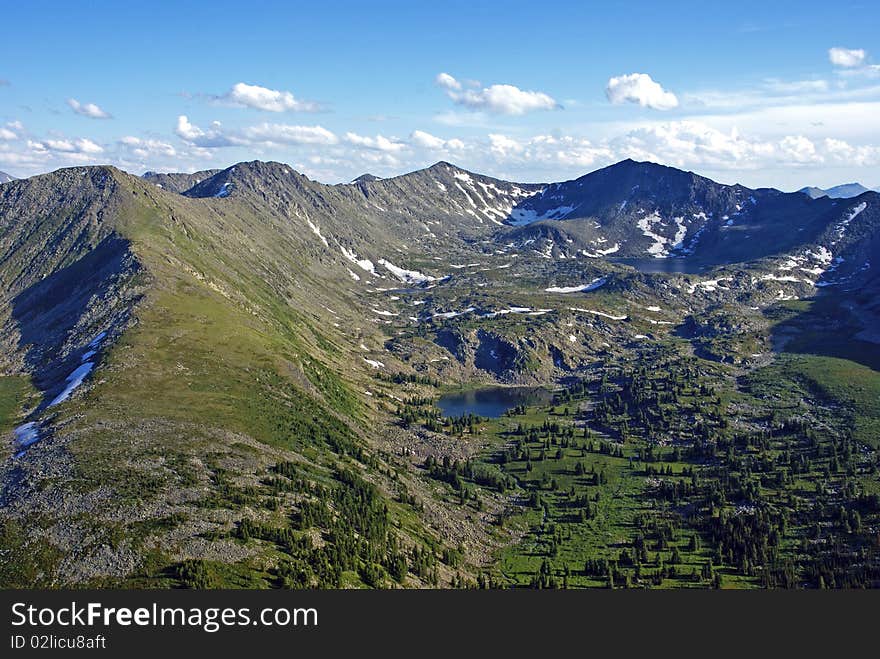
[1,157,878,588]
[798,182,875,199]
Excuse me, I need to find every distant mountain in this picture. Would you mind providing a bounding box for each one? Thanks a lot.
[501,158,851,264]
[352,173,382,183]
[799,186,827,199]
[826,183,872,198]
[142,169,221,194]
[0,170,16,184]
[798,182,872,199]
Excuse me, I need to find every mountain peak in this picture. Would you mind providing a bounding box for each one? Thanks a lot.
[352,173,382,184]
[798,182,870,200]
[183,160,309,198]
[428,160,458,170]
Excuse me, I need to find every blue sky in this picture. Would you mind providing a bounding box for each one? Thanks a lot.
[1,0,879,189]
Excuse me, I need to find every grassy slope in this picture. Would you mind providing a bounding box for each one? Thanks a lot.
[33,173,449,587]
[767,295,880,448]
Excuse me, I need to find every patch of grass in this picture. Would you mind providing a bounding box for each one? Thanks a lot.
[0,517,62,588]
[0,375,35,431]
[778,353,880,448]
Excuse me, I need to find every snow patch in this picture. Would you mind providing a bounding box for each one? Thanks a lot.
[340,245,378,275]
[432,307,476,319]
[379,258,438,285]
[545,277,607,294]
[581,243,621,258]
[13,422,40,449]
[49,362,95,407]
[305,218,329,247]
[568,307,627,321]
[637,211,681,258]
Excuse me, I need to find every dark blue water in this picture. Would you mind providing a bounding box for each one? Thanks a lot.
[437,386,553,418]
[613,257,710,274]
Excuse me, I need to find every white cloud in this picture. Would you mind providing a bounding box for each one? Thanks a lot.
[606,73,679,110]
[220,82,321,112]
[174,115,237,147]
[486,133,613,168]
[119,136,177,159]
[0,120,23,140]
[829,47,866,68]
[410,129,464,150]
[611,121,880,170]
[838,64,880,79]
[475,120,880,180]
[435,73,461,91]
[77,138,103,154]
[175,115,202,141]
[242,123,338,145]
[670,100,880,144]
[488,133,525,158]
[7,136,106,170]
[345,132,406,152]
[175,115,337,149]
[67,98,112,119]
[682,77,880,113]
[762,78,829,94]
[777,135,819,163]
[42,138,103,154]
[436,73,559,115]
[410,129,445,149]
[818,136,880,166]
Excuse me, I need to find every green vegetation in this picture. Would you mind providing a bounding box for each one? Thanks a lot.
[0,375,35,431]
[396,342,880,588]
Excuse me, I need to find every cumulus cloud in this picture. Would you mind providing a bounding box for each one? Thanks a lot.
[5,135,106,170]
[175,115,338,149]
[242,123,338,145]
[67,98,112,119]
[0,121,21,140]
[435,73,461,91]
[175,115,203,141]
[435,73,559,115]
[477,120,880,177]
[42,138,103,154]
[606,73,679,110]
[829,47,866,68]
[119,136,177,159]
[410,129,464,150]
[486,133,613,168]
[488,134,525,158]
[219,82,322,112]
[175,115,237,147]
[344,132,406,152]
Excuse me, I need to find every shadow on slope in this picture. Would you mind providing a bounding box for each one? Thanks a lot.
[11,234,142,408]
